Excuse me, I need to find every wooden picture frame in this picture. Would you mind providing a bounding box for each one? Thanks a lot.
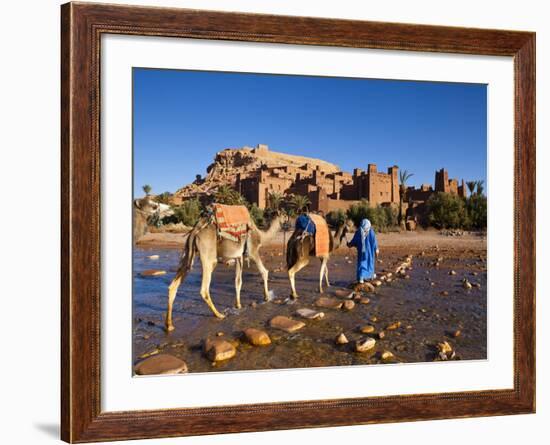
[61,2,535,442]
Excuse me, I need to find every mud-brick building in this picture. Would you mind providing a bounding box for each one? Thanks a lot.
[236,155,400,213]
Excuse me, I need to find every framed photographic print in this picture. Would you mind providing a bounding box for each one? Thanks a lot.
[61,2,535,442]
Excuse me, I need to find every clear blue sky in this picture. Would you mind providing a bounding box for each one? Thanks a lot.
[133,68,487,197]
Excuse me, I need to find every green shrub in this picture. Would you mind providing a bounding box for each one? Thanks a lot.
[466,194,487,229]
[163,199,202,227]
[346,200,396,232]
[248,203,265,228]
[427,192,468,229]
[326,209,346,228]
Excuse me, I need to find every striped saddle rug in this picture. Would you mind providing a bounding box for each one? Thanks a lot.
[212,204,251,243]
[308,213,330,257]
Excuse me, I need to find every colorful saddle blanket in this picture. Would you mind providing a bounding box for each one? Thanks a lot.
[212,204,251,243]
[308,213,330,257]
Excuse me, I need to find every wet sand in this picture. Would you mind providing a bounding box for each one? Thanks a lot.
[133,230,486,373]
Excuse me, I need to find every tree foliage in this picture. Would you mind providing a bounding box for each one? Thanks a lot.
[426,192,469,229]
[142,184,152,196]
[346,200,398,232]
[214,185,247,205]
[163,198,202,227]
[326,209,347,228]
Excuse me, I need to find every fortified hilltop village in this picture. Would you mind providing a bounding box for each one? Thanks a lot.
[173,144,467,222]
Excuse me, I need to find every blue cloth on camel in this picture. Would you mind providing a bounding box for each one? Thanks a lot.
[295,214,316,235]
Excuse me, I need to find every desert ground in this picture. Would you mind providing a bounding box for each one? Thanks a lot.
[133,229,486,374]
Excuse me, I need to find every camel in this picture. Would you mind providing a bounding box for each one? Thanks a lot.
[286,216,353,299]
[165,211,285,331]
[133,198,174,243]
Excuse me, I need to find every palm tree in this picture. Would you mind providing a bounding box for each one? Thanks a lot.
[466,181,477,197]
[475,180,485,196]
[267,192,284,211]
[142,184,152,196]
[289,194,310,213]
[214,185,246,205]
[398,170,414,225]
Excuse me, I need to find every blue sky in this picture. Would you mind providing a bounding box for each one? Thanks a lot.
[133,68,487,197]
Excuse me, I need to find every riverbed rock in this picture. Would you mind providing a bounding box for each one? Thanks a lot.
[381,350,395,361]
[315,297,343,309]
[146,255,160,260]
[140,269,167,277]
[355,337,376,352]
[360,325,375,334]
[377,331,386,339]
[204,338,237,362]
[334,288,355,299]
[440,291,449,296]
[359,297,371,305]
[335,333,349,345]
[463,279,473,290]
[134,354,188,375]
[342,300,356,311]
[269,315,305,333]
[449,270,457,275]
[243,328,271,346]
[296,308,325,320]
[386,321,401,331]
[452,330,462,338]
[373,280,382,287]
[353,282,375,293]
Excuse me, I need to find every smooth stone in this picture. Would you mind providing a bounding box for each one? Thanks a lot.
[204,338,237,362]
[334,289,355,299]
[373,280,382,287]
[452,330,462,338]
[381,351,395,361]
[449,270,457,275]
[359,297,371,305]
[377,331,386,339]
[438,341,453,354]
[134,354,188,375]
[360,325,375,334]
[315,297,343,309]
[386,321,401,331]
[354,282,375,293]
[269,315,305,333]
[342,300,356,311]
[243,328,271,346]
[463,280,473,289]
[140,269,167,277]
[146,255,160,260]
[335,333,349,345]
[296,308,325,320]
[355,337,376,352]
[440,291,449,296]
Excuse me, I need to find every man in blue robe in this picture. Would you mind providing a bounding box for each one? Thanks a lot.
[347,218,379,283]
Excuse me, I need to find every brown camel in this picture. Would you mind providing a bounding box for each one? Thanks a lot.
[165,212,285,331]
[286,216,353,299]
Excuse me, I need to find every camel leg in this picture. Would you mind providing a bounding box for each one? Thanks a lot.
[199,256,225,319]
[319,257,329,293]
[250,249,270,301]
[234,257,243,309]
[288,257,310,299]
[165,268,186,332]
[325,262,330,287]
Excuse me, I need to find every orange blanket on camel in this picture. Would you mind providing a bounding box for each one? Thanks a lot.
[308,213,330,257]
[212,204,251,242]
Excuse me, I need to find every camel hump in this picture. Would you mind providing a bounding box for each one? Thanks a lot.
[307,214,330,257]
[212,204,251,243]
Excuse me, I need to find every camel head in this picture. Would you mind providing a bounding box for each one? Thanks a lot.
[134,197,174,219]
